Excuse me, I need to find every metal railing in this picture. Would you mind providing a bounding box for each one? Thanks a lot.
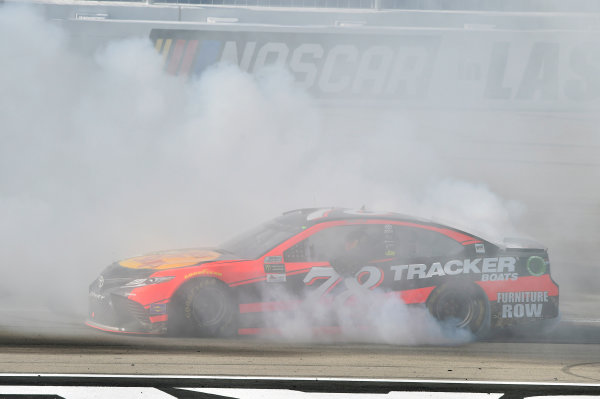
[147,0,376,7]
[91,0,600,12]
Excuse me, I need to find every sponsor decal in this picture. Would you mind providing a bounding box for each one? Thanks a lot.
[150,29,600,108]
[264,263,285,273]
[120,250,220,270]
[264,256,283,264]
[475,243,485,254]
[497,291,549,318]
[390,257,517,281]
[481,273,518,281]
[526,255,548,276]
[148,303,167,316]
[384,224,396,257]
[266,273,286,283]
[264,263,286,283]
[184,269,223,279]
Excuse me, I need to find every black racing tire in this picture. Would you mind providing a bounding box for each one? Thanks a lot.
[168,278,237,337]
[427,282,490,339]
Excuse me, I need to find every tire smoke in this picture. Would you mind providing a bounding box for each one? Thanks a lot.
[2,4,578,343]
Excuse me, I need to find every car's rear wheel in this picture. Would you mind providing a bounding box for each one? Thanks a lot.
[168,278,236,337]
[427,282,490,338]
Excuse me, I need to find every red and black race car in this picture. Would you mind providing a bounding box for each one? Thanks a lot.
[87,208,559,338]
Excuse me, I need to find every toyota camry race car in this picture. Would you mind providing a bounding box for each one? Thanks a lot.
[87,208,559,338]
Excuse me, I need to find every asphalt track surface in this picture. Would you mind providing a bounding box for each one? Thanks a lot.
[1,111,598,386]
[0,307,599,383]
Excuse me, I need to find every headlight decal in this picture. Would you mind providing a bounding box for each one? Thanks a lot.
[526,256,547,276]
[124,276,175,287]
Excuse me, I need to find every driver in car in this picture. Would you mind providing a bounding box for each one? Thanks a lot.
[330,229,372,277]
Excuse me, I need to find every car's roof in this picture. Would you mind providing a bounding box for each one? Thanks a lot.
[275,207,492,246]
[278,207,444,228]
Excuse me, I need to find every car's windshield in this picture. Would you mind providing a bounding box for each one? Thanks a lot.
[219,219,304,259]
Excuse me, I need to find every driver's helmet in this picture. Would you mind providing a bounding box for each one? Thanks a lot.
[344,229,368,252]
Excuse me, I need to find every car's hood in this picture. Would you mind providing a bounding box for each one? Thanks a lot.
[118,248,237,270]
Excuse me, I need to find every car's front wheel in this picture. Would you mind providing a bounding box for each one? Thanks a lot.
[427,282,490,338]
[169,278,237,337]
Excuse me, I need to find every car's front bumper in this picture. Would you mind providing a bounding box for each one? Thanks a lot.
[85,319,164,335]
[88,290,167,335]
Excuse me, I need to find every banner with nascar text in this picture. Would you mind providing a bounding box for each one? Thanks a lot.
[150,28,600,110]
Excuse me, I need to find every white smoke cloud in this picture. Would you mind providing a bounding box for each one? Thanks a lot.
[0,4,527,343]
[416,179,526,243]
[258,282,474,345]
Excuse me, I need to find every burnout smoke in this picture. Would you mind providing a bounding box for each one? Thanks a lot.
[2,3,586,343]
[257,278,473,345]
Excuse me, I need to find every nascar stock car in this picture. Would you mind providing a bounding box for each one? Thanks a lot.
[87,208,559,338]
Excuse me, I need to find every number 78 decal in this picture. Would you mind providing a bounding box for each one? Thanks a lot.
[303,266,384,304]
